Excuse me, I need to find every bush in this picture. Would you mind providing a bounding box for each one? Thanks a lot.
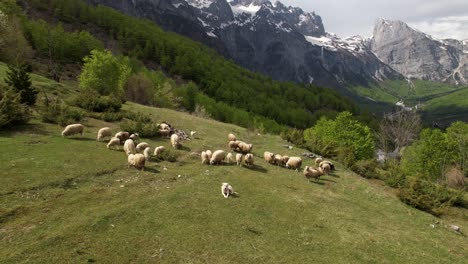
[379,160,407,188]
[0,87,30,128]
[38,96,82,126]
[120,119,160,138]
[85,111,124,122]
[398,177,465,216]
[281,129,305,147]
[158,148,179,162]
[4,64,37,106]
[73,88,122,112]
[351,159,380,179]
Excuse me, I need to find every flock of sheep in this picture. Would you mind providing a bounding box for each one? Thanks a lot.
[61,122,335,196]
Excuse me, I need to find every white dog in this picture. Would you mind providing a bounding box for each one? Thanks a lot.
[221,182,234,198]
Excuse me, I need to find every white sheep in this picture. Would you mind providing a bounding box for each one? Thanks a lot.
[160,122,171,130]
[226,152,233,163]
[264,151,275,164]
[124,139,136,156]
[154,146,165,157]
[97,127,111,141]
[221,182,234,198]
[229,140,239,151]
[236,153,243,166]
[206,150,213,160]
[315,157,323,167]
[136,142,150,153]
[61,124,84,137]
[244,153,254,166]
[171,134,180,149]
[106,137,120,149]
[129,133,139,143]
[274,154,284,166]
[286,157,302,171]
[210,150,226,165]
[201,151,209,164]
[303,166,324,181]
[143,147,152,161]
[128,153,145,170]
[115,131,130,144]
[190,130,197,138]
[237,141,253,154]
[159,129,171,138]
[319,160,335,171]
[228,133,236,142]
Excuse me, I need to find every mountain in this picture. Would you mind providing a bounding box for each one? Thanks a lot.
[370,18,468,85]
[83,0,401,89]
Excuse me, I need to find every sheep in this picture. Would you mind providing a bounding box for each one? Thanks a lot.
[315,157,323,166]
[129,133,139,143]
[206,150,213,160]
[143,147,152,161]
[106,137,120,149]
[244,153,254,166]
[303,166,324,181]
[264,151,275,164]
[321,163,331,175]
[97,127,111,141]
[286,157,302,171]
[228,140,239,151]
[237,141,253,154]
[319,160,335,171]
[61,124,84,137]
[115,131,130,143]
[236,153,243,166]
[221,182,234,198]
[160,122,171,130]
[201,151,209,164]
[282,156,290,166]
[274,154,284,166]
[136,142,150,153]
[154,146,165,157]
[210,150,226,165]
[190,130,197,138]
[170,134,180,149]
[124,139,136,156]
[128,153,145,170]
[159,129,171,138]
[226,152,233,163]
[228,133,236,142]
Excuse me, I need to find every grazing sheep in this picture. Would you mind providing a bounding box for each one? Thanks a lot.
[115,131,130,143]
[244,153,254,166]
[221,182,234,198]
[210,150,226,165]
[315,157,323,166]
[61,124,84,137]
[319,160,335,171]
[190,131,197,138]
[226,152,233,163]
[154,146,165,157]
[286,157,302,171]
[264,151,275,164]
[124,139,136,156]
[129,133,139,143]
[128,153,145,170]
[228,133,236,142]
[159,129,171,138]
[143,147,152,161]
[274,154,284,166]
[206,150,213,160]
[170,134,180,149]
[201,151,209,164]
[237,141,253,154]
[229,140,239,151]
[303,166,324,181]
[106,137,120,149]
[236,153,243,166]
[97,127,112,141]
[282,155,290,167]
[160,122,171,130]
[136,142,150,153]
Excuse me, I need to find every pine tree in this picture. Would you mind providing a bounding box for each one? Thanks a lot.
[4,64,37,106]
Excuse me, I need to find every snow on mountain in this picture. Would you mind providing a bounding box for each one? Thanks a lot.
[186,0,214,9]
[230,2,261,16]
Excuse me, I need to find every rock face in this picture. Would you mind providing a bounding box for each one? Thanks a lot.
[84,0,403,88]
[370,18,468,85]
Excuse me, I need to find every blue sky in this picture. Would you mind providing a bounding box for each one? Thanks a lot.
[280,0,468,39]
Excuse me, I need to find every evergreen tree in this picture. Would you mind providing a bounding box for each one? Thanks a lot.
[4,64,37,106]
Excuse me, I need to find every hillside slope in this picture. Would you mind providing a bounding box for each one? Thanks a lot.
[1,77,467,263]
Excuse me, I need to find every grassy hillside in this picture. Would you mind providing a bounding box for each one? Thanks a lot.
[1,102,467,262]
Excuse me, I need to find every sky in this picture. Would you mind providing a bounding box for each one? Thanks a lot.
[280,0,468,40]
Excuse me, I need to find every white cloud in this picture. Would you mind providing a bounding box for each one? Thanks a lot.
[409,16,468,40]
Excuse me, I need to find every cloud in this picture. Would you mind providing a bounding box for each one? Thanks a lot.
[278,0,468,39]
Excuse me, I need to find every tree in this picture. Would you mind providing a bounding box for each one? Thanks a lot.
[377,110,421,156]
[79,49,131,96]
[0,11,33,64]
[4,64,37,106]
[0,87,30,128]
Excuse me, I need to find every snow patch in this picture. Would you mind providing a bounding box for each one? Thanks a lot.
[230,3,261,16]
[206,31,217,38]
[187,0,213,9]
[172,3,183,8]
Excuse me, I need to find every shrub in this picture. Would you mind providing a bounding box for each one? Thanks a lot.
[0,87,30,128]
[85,111,124,122]
[351,159,380,179]
[158,148,179,162]
[281,129,305,147]
[38,96,82,126]
[4,64,37,106]
[73,88,122,112]
[379,160,407,188]
[120,119,160,138]
[398,177,465,216]
[124,72,155,105]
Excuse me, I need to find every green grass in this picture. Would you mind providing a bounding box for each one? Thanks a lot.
[1,100,467,263]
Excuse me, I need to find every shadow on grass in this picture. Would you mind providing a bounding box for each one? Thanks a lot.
[310,180,325,185]
[66,137,96,141]
[327,173,340,178]
[243,164,267,173]
[143,167,159,173]
[0,123,50,137]
[321,178,337,183]
[178,145,191,152]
